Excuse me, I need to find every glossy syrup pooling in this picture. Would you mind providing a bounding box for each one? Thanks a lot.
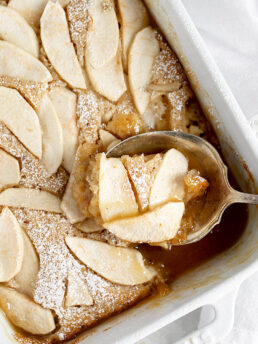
[139,172,248,284]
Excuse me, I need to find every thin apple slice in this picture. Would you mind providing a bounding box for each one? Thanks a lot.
[0,149,20,189]
[0,286,55,335]
[0,87,42,159]
[86,51,126,102]
[65,272,93,307]
[87,0,119,69]
[98,153,138,222]
[76,219,103,233]
[49,87,78,173]
[99,129,120,151]
[0,6,39,57]
[149,148,188,209]
[41,1,86,89]
[128,26,159,115]
[0,41,52,83]
[66,237,156,285]
[8,0,70,27]
[105,202,185,243]
[12,230,39,298]
[61,175,86,224]
[0,208,24,282]
[0,188,61,213]
[37,93,63,175]
[118,0,149,71]
[8,0,49,27]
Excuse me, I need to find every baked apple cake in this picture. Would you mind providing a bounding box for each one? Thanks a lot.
[0,0,243,343]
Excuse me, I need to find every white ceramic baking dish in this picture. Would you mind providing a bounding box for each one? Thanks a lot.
[0,1,257,343]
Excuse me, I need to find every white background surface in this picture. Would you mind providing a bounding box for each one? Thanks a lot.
[179,1,258,342]
[142,1,258,343]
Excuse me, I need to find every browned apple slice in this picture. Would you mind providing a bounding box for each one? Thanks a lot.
[66,237,156,285]
[49,87,78,173]
[61,175,86,224]
[41,1,86,89]
[118,0,149,70]
[128,26,159,115]
[99,129,120,151]
[149,148,188,209]
[85,52,127,102]
[0,208,24,282]
[104,202,185,243]
[0,149,20,189]
[98,153,138,222]
[37,93,63,175]
[87,0,119,69]
[76,219,103,233]
[0,6,39,57]
[0,286,55,335]
[11,230,39,298]
[0,41,52,83]
[0,87,42,159]
[65,272,93,307]
[0,188,61,213]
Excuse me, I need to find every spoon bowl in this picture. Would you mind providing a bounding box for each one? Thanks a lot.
[107,131,258,245]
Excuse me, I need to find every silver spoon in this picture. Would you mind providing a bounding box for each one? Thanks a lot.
[107,131,258,245]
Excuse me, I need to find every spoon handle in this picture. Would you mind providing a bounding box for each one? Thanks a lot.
[229,189,258,205]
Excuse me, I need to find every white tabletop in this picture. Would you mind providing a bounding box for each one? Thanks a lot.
[140,1,258,343]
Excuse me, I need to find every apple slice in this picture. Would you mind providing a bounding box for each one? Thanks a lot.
[0,188,61,213]
[41,1,86,89]
[61,175,86,224]
[98,153,138,222]
[118,0,149,71]
[0,6,39,57]
[122,154,151,212]
[66,237,156,285]
[0,286,55,335]
[149,148,188,209]
[105,202,185,243]
[37,93,63,175]
[0,87,42,159]
[99,129,120,151]
[87,0,119,69]
[8,0,49,27]
[85,51,126,102]
[76,219,103,233]
[0,149,20,189]
[128,26,159,115]
[65,272,93,307]
[0,41,52,83]
[12,230,39,298]
[8,0,70,27]
[0,208,24,282]
[49,87,78,173]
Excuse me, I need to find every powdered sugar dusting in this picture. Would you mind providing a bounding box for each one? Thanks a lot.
[76,91,101,143]
[0,76,48,108]
[67,0,92,66]
[0,123,68,195]
[152,32,186,85]
[11,208,151,343]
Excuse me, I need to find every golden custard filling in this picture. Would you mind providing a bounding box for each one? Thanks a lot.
[0,1,247,343]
